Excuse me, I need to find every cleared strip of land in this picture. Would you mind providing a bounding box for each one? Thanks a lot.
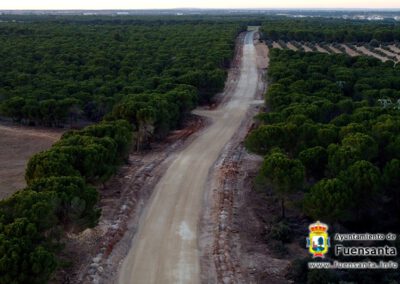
[301,44,313,52]
[286,42,298,51]
[328,45,342,54]
[376,47,400,61]
[354,46,389,62]
[315,45,329,54]
[341,44,360,57]
[272,41,283,49]
[388,45,400,54]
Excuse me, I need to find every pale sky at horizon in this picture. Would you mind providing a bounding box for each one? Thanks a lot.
[1,0,400,10]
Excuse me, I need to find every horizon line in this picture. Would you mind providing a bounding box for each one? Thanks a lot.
[1,8,400,11]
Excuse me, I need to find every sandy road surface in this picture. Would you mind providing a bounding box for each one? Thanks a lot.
[118,31,259,284]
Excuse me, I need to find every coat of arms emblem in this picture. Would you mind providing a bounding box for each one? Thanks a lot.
[306,221,330,258]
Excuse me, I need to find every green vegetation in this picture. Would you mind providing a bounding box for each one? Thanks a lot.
[260,17,400,43]
[0,120,132,283]
[248,49,400,226]
[257,150,304,218]
[107,85,198,146]
[0,17,244,283]
[246,49,400,282]
[0,19,243,126]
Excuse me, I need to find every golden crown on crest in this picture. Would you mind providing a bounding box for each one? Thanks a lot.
[309,221,328,233]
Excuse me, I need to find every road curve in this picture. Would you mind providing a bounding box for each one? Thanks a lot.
[118,31,259,284]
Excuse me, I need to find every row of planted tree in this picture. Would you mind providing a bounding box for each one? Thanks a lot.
[0,18,245,283]
[245,49,400,283]
[261,17,400,43]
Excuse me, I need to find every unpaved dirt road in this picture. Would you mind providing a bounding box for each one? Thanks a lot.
[118,31,259,284]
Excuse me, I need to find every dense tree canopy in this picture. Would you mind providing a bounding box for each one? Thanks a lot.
[258,151,305,218]
[247,49,400,229]
[246,47,400,283]
[303,178,352,222]
[260,17,400,43]
[0,19,244,126]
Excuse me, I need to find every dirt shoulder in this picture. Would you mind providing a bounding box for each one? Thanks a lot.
[0,123,62,199]
[254,33,270,70]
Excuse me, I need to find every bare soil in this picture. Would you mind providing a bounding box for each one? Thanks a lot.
[388,44,400,54]
[328,45,343,54]
[315,45,330,54]
[272,42,282,50]
[301,44,312,52]
[0,123,62,199]
[354,46,389,62]
[376,47,400,61]
[341,44,360,57]
[286,42,298,51]
[255,39,270,70]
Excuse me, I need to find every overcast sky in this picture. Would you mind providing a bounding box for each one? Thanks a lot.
[1,0,400,10]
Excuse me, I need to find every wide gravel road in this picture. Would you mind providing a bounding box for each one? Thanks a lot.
[118,30,259,284]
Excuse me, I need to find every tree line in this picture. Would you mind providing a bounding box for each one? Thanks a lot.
[246,49,400,283]
[260,17,400,43]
